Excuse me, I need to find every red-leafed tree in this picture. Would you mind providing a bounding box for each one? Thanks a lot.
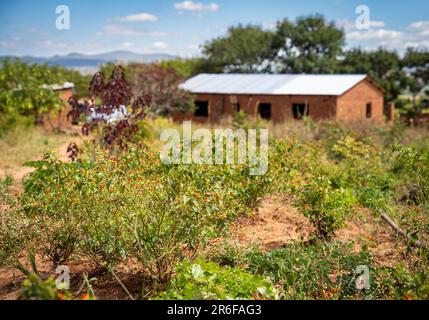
[68,65,150,151]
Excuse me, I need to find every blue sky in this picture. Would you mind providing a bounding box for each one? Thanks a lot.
[1,0,429,57]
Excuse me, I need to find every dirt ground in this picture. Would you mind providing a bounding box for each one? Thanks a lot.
[0,257,145,300]
[232,195,406,266]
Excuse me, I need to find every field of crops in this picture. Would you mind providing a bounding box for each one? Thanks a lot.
[1,118,429,300]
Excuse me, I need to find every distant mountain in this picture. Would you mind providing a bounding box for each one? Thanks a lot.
[1,50,177,72]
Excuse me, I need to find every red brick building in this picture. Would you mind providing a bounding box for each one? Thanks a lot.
[42,82,74,131]
[175,74,386,123]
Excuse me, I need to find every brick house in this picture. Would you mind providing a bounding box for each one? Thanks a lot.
[175,74,388,123]
[42,82,74,130]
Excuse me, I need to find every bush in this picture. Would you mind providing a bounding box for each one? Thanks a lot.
[331,136,394,209]
[378,264,429,300]
[392,144,429,205]
[14,142,271,286]
[297,175,355,240]
[157,259,279,300]
[0,176,39,275]
[18,274,94,300]
[247,241,374,299]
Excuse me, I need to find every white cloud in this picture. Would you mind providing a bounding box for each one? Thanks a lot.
[35,40,68,48]
[98,25,169,37]
[28,28,50,36]
[404,40,429,48]
[153,41,169,49]
[188,44,200,50]
[122,42,135,48]
[408,21,429,30]
[0,38,19,48]
[347,29,404,41]
[118,13,158,22]
[337,19,385,31]
[174,1,219,12]
[407,20,429,36]
[345,22,429,52]
[369,21,385,28]
[29,40,103,54]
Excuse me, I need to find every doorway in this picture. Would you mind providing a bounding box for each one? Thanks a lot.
[258,103,272,120]
[292,103,309,120]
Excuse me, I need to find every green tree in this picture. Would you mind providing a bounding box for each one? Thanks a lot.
[340,48,406,103]
[159,58,218,79]
[202,24,275,73]
[401,48,429,115]
[0,59,66,120]
[271,15,344,73]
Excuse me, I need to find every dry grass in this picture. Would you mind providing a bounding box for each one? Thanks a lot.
[0,125,80,185]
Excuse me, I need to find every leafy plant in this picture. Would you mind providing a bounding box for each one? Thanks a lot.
[157,259,279,300]
[297,175,355,240]
[247,241,373,299]
[18,274,95,300]
[330,136,394,209]
[69,65,150,151]
[392,144,429,205]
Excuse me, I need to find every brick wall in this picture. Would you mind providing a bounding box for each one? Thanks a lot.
[174,93,337,123]
[43,88,74,131]
[173,78,385,124]
[336,79,384,123]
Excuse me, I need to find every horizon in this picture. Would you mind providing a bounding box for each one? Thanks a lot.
[0,50,178,59]
[1,0,429,58]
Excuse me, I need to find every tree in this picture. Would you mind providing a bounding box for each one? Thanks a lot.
[69,65,149,150]
[0,59,69,126]
[159,58,218,79]
[340,48,406,103]
[0,59,90,118]
[202,24,275,73]
[271,15,344,74]
[401,48,429,115]
[127,63,193,116]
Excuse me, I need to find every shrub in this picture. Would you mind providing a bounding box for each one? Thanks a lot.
[247,241,374,299]
[16,143,271,285]
[18,274,95,300]
[206,240,259,268]
[157,259,279,300]
[331,136,394,209]
[0,113,34,138]
[0,176,40,275]
[22,153,89,267]
[379,264,429,300]
[392,144,429,205]
[297,175,355,240]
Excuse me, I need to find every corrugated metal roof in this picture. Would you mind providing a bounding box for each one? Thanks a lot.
[41,82,75,91]
[180,74,368,96]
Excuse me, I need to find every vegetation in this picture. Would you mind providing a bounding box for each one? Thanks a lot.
[127,63,194,116]
[1,13,429,301]
[1,116,429,300]
[158,259,278,300]
[0,59,89,121]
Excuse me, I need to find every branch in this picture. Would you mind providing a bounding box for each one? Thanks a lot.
[110,269,135,300]
[379,211,428,250]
